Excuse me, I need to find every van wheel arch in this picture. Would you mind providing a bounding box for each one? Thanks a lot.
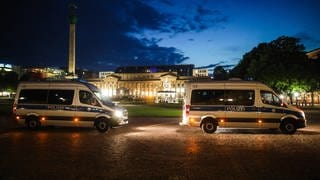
[95,117,111,133]
[201,117,218,134]
[280,118,297,134]
[26,115,40,130]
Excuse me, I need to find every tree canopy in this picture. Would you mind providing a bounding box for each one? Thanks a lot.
[213,66,228,80]
[0,71,19,92]
[230,36,318,100]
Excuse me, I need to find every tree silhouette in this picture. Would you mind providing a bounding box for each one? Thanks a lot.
[0,71,19,92]
[213,66,228,80]
[230,36,314,103]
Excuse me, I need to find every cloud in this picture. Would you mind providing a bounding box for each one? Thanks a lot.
[194,5,228,31]
[135,1,228,36]
[119,1,170,32]
[141,37,163,46]
[80,0,228,69]
[294,32,320,50]
[196,62,224,69]
[157,0,175,6]
[76,0,190,70]
[224,46,242,52]
[163,6,228,35]
[295,32,314,41]
[0,0,191,71]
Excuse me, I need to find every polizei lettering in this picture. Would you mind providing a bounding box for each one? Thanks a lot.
[226,105,245,112]
[48,105,65,110]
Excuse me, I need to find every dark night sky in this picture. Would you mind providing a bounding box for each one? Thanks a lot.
[0,0,319,71]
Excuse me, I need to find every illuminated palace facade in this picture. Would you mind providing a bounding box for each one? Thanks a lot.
[88,48,320,105]
[89,65,197,103]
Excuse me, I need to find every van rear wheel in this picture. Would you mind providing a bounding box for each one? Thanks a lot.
[280,119,297,134]
[27,117,40,130]
[202,119,217,134]
[96,119,110,133]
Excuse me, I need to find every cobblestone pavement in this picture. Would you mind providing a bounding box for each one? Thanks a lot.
[0,112,320,179]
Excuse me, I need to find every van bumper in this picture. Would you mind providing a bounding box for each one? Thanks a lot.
[296,118,307,129]
[112,116,128,126]
[118,118,129,125]
[16,118,26,125]
[179,117,200,127]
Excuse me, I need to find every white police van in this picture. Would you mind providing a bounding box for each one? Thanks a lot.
[13,80,128,133]
[180,80,306,134]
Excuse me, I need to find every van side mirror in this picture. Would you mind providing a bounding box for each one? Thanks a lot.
[281,101,287,108]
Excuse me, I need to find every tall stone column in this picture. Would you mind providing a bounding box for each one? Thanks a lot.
[68,3,77,75]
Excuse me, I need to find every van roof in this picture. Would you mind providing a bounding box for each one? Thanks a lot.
[18,80,99,92]
[186,79,264,84]
[185,80,271,89]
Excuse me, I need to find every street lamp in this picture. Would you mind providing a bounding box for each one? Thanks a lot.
[279,94,284,99]
[294,92,299,105]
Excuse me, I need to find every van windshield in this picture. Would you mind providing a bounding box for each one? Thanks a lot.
[85,82,115,107]
[94,91,115,107]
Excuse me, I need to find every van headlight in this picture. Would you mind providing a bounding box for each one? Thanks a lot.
[114,109,123,118]
[300,111,306,119]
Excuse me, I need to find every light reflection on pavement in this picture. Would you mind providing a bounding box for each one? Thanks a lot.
[0,114,320,179]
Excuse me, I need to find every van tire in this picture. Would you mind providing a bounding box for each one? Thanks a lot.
[26,117,40,130]
[280,119,297,134]
[201,119,217,134]
[96,118,110,133]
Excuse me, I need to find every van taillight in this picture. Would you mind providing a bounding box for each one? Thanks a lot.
[185,105,190,115]
[12,104,17,114]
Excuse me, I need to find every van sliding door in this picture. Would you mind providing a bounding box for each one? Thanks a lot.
[46,90,76,125]
[224,90,257,128]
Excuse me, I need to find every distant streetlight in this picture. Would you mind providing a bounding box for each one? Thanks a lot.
[294,92,299,105]
[279,94,284,99]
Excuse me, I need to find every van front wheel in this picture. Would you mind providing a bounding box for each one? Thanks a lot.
[280,119,297,134]
[202,120,217,134]
[96,119,110,133]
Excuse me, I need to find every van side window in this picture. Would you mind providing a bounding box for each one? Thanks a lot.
[191,90,224,105]
[48,90,74,105]
[260,91,281,106]
[79,90,100,107]
[225,90,255,106]
[18,89,48,104]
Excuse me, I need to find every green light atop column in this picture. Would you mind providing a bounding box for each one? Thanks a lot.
[69,3,77,24]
